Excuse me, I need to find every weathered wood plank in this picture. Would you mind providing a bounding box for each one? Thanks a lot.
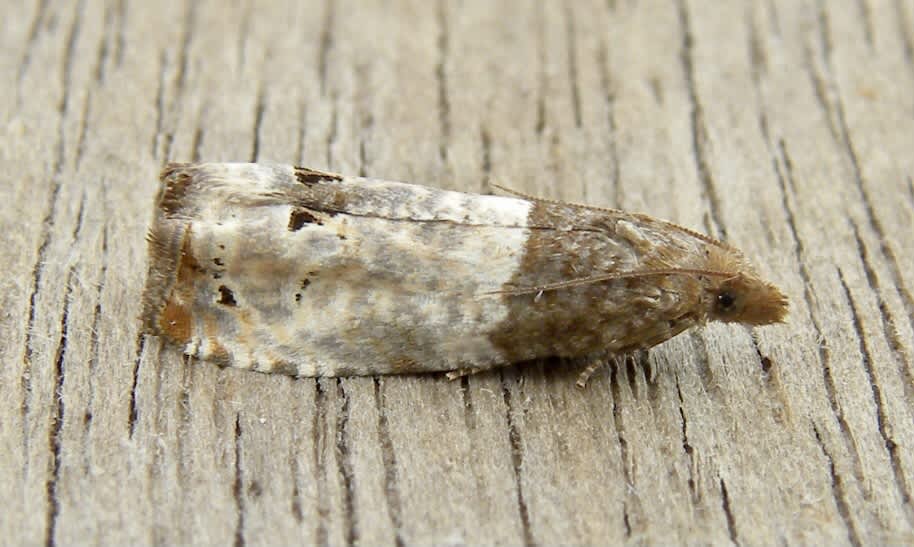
[1,1,912,545]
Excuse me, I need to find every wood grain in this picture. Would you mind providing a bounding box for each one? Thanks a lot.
[1,0,912,545]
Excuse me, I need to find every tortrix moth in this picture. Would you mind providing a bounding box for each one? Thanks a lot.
[142,163,788,386]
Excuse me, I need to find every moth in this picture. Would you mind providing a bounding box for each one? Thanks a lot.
[142,163,788,386]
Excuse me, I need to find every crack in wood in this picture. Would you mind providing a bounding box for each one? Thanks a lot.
[374,378,404,547]
[812,423,863,547]
[676,380,699,505]
[501,373,533,546]
[313,379,328,546]
[436,0,450,163]
[610,365,636,539]
[318,0,334,96]
[336,380,356,546]
[562,3,582,128]
[837,267,914,522]
[233,414,246,547]
[718,477,739,546]
[250,85,265,163]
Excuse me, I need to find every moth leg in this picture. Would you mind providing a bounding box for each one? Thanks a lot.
[445,367,483,381]
[576,357,608,389]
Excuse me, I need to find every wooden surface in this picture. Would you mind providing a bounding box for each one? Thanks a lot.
[2,0,913,545]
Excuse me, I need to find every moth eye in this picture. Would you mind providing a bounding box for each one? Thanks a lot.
[717,291,736,311]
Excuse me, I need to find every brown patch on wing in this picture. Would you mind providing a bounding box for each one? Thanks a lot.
[142,166,208,340]
[294,166,343,185]
[158,300,192,344]
[206,338,231,364]
[487,202,699,362]
[176,232,204,283]
[143,222,205,347]
[487,203,615,361]
[158,163,196,216]
[330,366,358,378]
[390,356,421,373]
[202,314,231,364]
[270,360,301,376]
[157,233,206,344]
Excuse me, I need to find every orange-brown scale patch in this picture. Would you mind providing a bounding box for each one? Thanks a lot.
[147,224,213,347]
[158,299,192,344]
[202,314,231,364]
[175,231,204,284]
[207,338,231,364]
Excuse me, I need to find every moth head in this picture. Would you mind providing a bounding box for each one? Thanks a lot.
[700,246,788,326]
[705,273,788,325]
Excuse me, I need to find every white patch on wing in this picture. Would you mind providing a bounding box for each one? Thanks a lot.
[181,164,533,375]
[279,193,533,374]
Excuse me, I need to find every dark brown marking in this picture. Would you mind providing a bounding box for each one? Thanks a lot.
[217,285,237,306]
[294,277,310,302]
[271,360,300,376]
[294,166,343,185]
[289,208,322,231]
[158,164,195,216]
[213,257,224,266]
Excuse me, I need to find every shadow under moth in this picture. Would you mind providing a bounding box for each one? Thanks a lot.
[142,163,788,387]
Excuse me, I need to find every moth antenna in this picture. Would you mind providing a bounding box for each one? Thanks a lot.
[491,182,626,213]
[485,268,734,296]
[491,182,549,201]
[491,182,731,250]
